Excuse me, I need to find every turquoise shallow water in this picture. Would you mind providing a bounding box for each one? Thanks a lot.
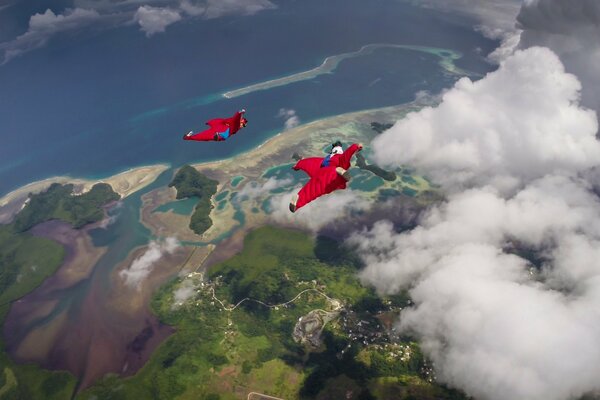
[154,197,198,215]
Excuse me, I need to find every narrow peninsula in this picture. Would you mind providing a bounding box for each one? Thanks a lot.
[223,43,467,99]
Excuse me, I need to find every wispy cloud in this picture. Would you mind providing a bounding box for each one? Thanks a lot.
[0,8,101,64]
[133,5,181,37]
[1,0,277,64]
[414,0,522,62]
[277,108,300,130]
[199,0,276,19]
[269,188,369,232]
[119,237,180,289]
[236,177,293,202]
[172,277,199,306]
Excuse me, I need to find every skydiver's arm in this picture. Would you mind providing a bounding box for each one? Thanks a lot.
[339,143,363,165]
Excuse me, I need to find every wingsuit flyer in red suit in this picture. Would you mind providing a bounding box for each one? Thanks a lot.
[184,109,248,142]
[289,141,363,212]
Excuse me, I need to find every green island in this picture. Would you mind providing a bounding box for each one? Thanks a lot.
[169,165,218,235]
[0,182,121,399]
[13,183,120,232]
[355,153,397,182]
[78,226,467,400]
[370,122,394,134]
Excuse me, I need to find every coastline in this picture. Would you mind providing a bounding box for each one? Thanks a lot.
[0,164,170,224]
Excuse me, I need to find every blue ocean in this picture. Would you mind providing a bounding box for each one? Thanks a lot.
[0,0,497,196]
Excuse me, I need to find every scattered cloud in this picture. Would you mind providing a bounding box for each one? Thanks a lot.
[172,278,199,306]
[277,108,300,130]
[199,0,276,19]
[1,0,277,63]
[0,7,101,64]
[236,177,293,202]
[133,5,181,37]
[269,188,369,232]
[413,0,522,63]
[119,237,180,288]
[371,47,600,194]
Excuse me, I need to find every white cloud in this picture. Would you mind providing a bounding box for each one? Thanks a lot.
[200,0,276,19]
[277,108,300,130]
[180,0,205,16]
[351,174,600,400]
[133,5,181,37]
[372,47,600,194]
[353,19,600,397]
[172,278,199,305]
[236,177,293,202]
[119,237,179,288]
[269,188,369,232]
[1,0,276,63]
[1,8,101,64]
[414,0,522,63]
[516,0,600,113]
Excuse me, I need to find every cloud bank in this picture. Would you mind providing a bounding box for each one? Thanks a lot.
[356,26,600,398]
[371,47,600,194]
[120,237,179,288]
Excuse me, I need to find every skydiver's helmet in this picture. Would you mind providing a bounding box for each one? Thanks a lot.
[240,117,248,128]
[330,141,343,155]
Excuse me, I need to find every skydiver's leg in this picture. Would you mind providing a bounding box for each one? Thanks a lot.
[289,193,299,213]
[336,167,351,181]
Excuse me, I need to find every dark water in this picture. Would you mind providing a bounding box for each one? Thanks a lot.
[0,0,498,196]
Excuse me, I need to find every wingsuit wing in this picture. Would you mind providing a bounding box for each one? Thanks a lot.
[292,157,325,179]
[206,118,228,130]
[295,166,347,210]
[184,126,221,142]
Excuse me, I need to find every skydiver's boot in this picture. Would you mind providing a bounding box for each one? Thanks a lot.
[184,130,193,139]
[336,167,351,181]
[289,194,298,213]
[292,152,302,162]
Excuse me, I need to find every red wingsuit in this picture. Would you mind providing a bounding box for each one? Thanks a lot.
[292,143,362,211]
[184,111,246,142]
